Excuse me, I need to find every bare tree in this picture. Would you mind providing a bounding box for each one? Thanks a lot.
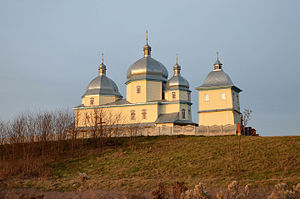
[242,109,253,127]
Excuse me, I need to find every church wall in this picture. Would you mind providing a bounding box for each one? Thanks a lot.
[126,80,147,103]
[165,90,190,101]
[74,103,159,127]
[82,95,99,106]
[99,96,120,105]
[82,95,120,106]
[179,104,191,120]
[198,88,233,111]
[198,110,235,126]
[158,103,180,115]
[233,111,241,124]
[146,81,162,101]
[232,90,241,112]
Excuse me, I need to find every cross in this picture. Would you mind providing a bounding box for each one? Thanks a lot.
[176,53,178,64]
[146,30,148,44]
[216,51,219,60]
[101,53,104,64]
[97,117,105,126]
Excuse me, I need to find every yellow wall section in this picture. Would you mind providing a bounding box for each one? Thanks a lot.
[146,81,162,101]
[127,80,162,103]
[126,80,147,103]
[82,95,99,106]
[82,95,120,106]
[159,104,180,114]
[75,103,159,127]
[199,111,234,126]
[198,88,233,111]
[165,90,189,101]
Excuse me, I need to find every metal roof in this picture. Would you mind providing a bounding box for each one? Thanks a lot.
[166,75,190,90]
[83,74,122,97]
[155,113,179,123]
[126,56,168,82]
[199,70,234,88]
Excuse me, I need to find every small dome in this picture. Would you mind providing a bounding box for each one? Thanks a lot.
[126,56,168,82]
[83,74,122,97]
[166,75,189,90]
[201,70,233,87]
[166,57,189,90]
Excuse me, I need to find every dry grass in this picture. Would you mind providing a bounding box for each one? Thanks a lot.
[1,135,299,193]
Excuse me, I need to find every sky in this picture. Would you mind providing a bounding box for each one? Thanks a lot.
[0,0,299,136]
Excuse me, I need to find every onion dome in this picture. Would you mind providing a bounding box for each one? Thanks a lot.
[126,31,168,83]
[166,54,190,90]
[83,53,122,97]
[199,52,237,89]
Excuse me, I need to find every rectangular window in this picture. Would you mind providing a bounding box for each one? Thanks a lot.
[205,94,209,102]
[90,97,94,105]
[136,86,141,94]
[142,109,147,120]
[172,92,176,99]
[130,110,135,121]
[221,93,226,100]
[182,109,186,119]
[188,93,191,101]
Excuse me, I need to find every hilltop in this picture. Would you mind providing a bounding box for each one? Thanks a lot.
[2,135,299,194]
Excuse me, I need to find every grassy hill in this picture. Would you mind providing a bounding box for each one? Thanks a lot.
[3,136,300,192]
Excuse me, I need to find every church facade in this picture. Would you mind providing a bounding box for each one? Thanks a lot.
[73,33,242,136]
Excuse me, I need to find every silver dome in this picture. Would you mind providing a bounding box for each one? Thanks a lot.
[126,56,168,82]
[83,75,122,97]
[200,70,233,88]
[166,75,189,90]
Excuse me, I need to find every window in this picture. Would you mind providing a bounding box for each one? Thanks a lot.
[172,92,176,99]
[205,94,209,102]
[188,109,191,118]
[182,109,186,119]
[142,109,147,119]
[221,93,226,100]
[136,86,141,94]
[130,110,135,120]
[188,93,191,101]
[90,97,94,105]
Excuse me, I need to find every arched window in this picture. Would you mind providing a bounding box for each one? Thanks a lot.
[182,109,186,119]
[136,86,141,94]
[130,110,135,121]
[205,94,209,102]
[172,92,176,99]
[221,92,226,100]
[142,109,147,120]
[90,97,94,105]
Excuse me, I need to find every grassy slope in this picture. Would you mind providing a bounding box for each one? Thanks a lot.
[7,136,300,191]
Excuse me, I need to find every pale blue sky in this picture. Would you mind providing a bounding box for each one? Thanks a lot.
[0,0,299,136]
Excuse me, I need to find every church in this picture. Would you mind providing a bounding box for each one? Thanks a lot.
[73,32,242,136]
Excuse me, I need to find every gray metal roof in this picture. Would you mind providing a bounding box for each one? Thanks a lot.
[83,74,122,97]
[102,99,130,105]
[126,56,168,82]
[155,113,195,124]
[155,113,179,123]
[166,75,190,90]
[199,70,234,88]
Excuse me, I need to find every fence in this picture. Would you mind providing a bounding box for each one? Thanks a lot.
[72,124,237,138]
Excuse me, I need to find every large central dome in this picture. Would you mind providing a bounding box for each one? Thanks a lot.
[126,56,168,82]
[126,32,168,83]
